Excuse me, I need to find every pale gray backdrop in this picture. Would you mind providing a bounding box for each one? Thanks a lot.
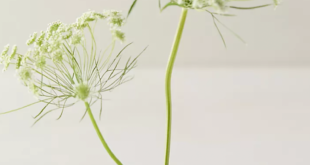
[1,0,310,165]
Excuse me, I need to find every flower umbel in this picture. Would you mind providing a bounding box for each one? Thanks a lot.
[0,9,145,122]
[0,10,146,165]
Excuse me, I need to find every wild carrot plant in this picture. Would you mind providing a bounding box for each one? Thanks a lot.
[129,0,281,164]
[0,9,146,165]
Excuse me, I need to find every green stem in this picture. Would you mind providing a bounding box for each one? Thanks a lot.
[165,8,188,165]
[84,102,122,165]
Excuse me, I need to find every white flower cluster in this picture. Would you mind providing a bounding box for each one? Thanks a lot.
[0,10,128,98]
[174,0,280,12]
[0,44,17,71]
[104,10,126,42]
[173,0,229,12]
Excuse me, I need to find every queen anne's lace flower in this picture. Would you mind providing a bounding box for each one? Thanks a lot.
[0,9,141,107]
[0,9,144,165]
[105,10,126,27]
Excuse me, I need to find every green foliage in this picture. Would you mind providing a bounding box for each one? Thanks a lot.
[229,4,272,10]
[127,0,138,18]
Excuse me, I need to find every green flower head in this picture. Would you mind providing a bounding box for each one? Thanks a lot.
[74,83,91,101]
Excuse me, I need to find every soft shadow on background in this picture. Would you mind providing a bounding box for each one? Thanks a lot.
[1,0,310,165]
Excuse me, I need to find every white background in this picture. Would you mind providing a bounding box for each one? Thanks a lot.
[1,0,310,165]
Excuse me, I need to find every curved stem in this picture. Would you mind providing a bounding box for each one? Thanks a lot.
[165,8,188,165]
[84,102,122,165]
